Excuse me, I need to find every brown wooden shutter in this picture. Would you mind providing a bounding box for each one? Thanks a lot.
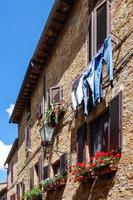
[17,184,20,200]
[39,156,42,182]
[60,153,67,174]
[109,91,122,150]
[22,180,25,200]
[96,1,107,51]
[30,167,34,189]
[77,123,87,163]
[25,126,31,147]
[88,17,92,63]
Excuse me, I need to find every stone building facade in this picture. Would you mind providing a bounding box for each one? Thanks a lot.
[9,0,133,199]
[0,182,7,200]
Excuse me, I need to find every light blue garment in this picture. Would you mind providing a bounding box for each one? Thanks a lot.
[94,35,113,104]
[83,59,95,114]
[82,35,113,114]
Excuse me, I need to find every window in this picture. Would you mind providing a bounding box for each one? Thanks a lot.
[52,160,60,175]
[43,165,49,180]
[52,153,67,176]
[90,92,122,156]
[25,126,31,148]
[88,0,110,62]
[49,86,63,105]
[91,111,109,156]
[77,123,87,163]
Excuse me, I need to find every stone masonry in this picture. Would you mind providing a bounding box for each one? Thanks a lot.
[8,0,133,200]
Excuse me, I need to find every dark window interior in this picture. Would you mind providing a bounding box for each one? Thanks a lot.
[91,110,109,156]
[77,123,87,163]
[52,160,60,175]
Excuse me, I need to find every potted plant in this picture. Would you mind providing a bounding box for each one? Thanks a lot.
[54,174,67,187]
[41,178,55,192]
[90,150,121,177]
[69,162,91,183]
[25,187,42,200]
[44,101,67,126]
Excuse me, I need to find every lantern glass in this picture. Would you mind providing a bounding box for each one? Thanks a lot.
[40,124,55,145]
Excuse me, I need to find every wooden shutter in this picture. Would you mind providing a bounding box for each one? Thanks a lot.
[88,16,93,63]
[17,184,20,200]
[39,156,42,182]
[25,126,31,147]
[95,0,107,51]
[49,86,63,105]
[37,102,43,119]
[109,91,122,150]
[22,181,25,200]
[60,153,67,174]
[30,167,34,189]
[77,123,87,163]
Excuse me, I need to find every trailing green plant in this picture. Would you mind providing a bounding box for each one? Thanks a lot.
[44,101,66,126]
[54,173,66,186]
[41,178,55,192]
[25,187,42,200]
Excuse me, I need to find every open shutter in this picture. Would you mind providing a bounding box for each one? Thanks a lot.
[60,153,67,174]
[88,16,93,63]
[30,167,34,189]
[109,91,122,150]
[49,86,63,105]
[95,0,107,51]
[17,184,20,200]
[25,126,31,147]
[37,102,44,119]
[77,123,87,163]
[39,156,42,182]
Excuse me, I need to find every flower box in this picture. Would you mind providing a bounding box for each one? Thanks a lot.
[69,150,121,182]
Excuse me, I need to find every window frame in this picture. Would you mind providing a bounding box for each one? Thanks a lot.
[49,85,63,105]
[87,0,110,63]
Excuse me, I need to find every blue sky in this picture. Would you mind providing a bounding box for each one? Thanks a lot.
[0,0,54,182]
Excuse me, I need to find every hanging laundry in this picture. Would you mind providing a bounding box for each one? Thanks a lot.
[71,75,84,111]
[94,36,113,104]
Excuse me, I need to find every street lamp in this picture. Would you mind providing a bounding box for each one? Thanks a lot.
[39,124,55,200]
[40,124,55,147]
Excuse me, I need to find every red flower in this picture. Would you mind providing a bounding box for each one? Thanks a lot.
[90,163,96,168]
[99,159,105,164]
[114,153,121,158]
[77,162,86,168]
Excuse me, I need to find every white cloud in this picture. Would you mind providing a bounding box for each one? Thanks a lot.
[0,141,12,171]
[6,104,15,117]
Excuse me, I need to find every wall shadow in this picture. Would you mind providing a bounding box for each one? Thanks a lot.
[46,186,66,200]
[72,172,116,200]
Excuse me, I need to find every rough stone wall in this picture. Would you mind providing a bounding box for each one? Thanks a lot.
[12,0,133,199]
[7,150,18,199]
